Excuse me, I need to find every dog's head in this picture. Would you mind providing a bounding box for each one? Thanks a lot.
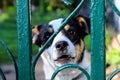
[32,15,90,67]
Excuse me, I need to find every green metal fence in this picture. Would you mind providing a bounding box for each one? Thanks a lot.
[0,0,120,80]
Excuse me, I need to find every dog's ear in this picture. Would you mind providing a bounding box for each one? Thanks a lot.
[32,25,42,47]
[76,15,90,36]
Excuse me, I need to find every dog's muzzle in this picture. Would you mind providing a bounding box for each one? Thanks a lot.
[55,41,68,51]
[54,41,75,63]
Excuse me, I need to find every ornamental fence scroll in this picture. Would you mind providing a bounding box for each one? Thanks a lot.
[0,0,120,80]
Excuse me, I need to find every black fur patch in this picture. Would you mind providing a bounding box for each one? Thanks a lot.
[62,20,84,44]
[35,24,54,47]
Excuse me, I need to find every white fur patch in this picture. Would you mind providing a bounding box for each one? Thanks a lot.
[49,18,64,31]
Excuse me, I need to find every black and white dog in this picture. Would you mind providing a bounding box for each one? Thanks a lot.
[32,15,90,80]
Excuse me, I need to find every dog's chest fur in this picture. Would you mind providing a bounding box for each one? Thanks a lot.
[41,50,90,80]
[32,15,90,80]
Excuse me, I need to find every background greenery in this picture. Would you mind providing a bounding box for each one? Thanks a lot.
[0,0,120,69]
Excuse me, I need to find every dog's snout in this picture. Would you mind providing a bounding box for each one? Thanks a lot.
[55,41,68,51]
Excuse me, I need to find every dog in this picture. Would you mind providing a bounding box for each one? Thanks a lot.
[32,15,90,80]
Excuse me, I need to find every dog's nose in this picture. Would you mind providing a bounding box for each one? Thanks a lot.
[55,41,68,51]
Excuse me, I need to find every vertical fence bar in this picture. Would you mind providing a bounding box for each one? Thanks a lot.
[16,0,31,80]
[90,0,105,80]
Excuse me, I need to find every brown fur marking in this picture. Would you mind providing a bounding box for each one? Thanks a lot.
[64,25,70,31]
[75,39,84,63]
[76,17,89,34]
[32,26,40,35]
[48,27,53,33]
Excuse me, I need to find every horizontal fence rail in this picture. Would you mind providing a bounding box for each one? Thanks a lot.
[0,0,120,80]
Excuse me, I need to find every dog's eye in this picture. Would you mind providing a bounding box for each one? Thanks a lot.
[41,32,53,46]
[44,33,51,39]
[46,35,51,39]
[68,30,76,36]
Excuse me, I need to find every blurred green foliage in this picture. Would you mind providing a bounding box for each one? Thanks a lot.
[84,35,90,51]
[106,31,111,49]
[31,8,70,25]
[106,48,120,69]
[0,6,17,63]
[0,13,9,22]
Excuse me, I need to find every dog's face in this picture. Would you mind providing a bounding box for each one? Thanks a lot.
[32,15,90,67]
